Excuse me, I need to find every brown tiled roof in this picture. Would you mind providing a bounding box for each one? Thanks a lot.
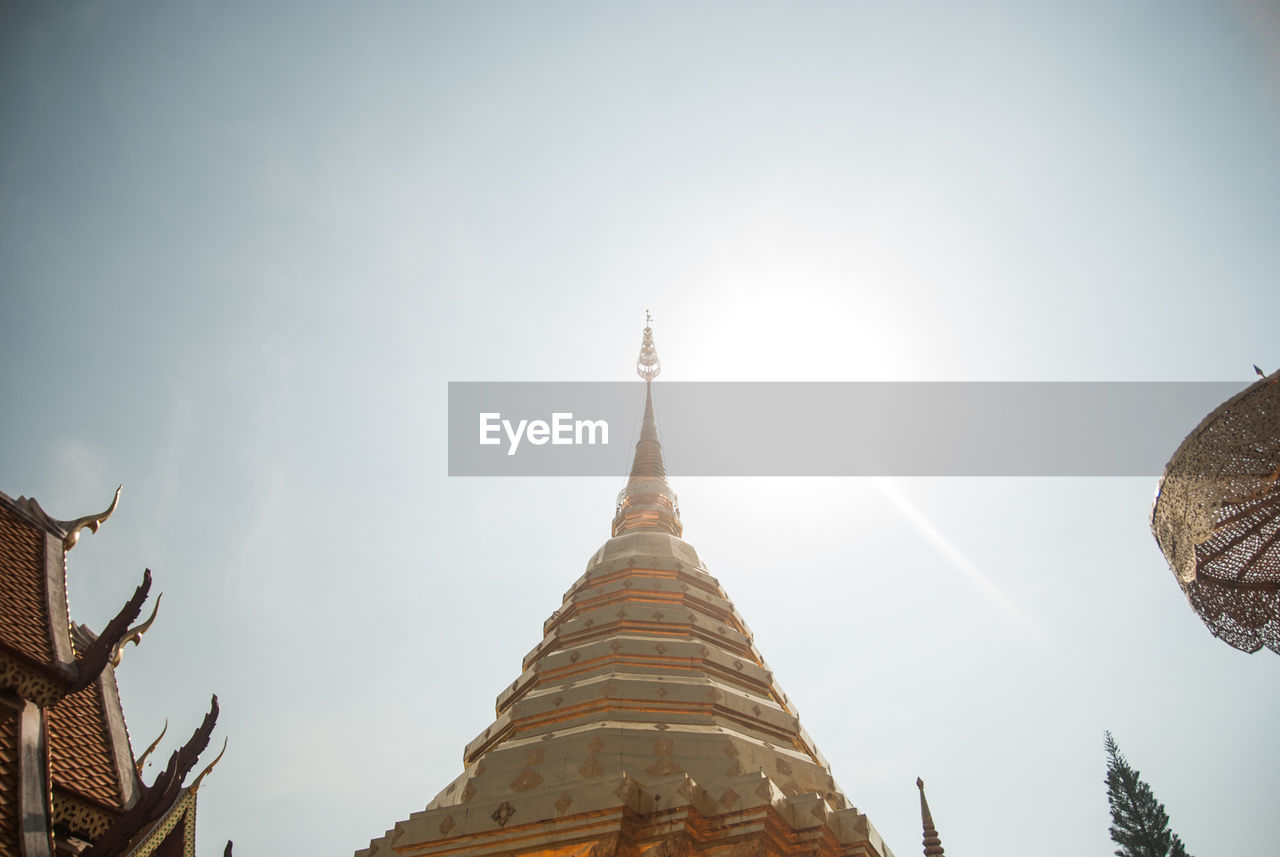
[0,704,20,855]
[48,677,127,810]
[0,486,199,857]
[0,503,56,667]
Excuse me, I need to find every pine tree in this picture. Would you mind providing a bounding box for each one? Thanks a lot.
[1104,732,1195,857]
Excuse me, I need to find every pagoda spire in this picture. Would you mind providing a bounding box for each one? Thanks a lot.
[917,778,946,857]
[612,313,682,537]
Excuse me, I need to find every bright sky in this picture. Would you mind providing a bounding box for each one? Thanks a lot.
[3,3,1279,856]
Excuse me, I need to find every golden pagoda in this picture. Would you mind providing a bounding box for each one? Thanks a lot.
[359,320,896,857]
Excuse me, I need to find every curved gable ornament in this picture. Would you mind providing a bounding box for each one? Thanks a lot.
[135,720,169,775]
[189,736,228,793]
[110,593,162,668]
[58,485,122,550]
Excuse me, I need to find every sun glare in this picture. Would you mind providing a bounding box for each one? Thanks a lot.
[873,477,1036,634]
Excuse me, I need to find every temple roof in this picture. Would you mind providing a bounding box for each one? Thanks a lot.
[0,486,223,856]
[0,488,145,846]
[47,625,140,815]
[0,494,77,686]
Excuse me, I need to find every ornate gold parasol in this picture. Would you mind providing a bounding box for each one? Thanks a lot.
[1152,368,1280,654]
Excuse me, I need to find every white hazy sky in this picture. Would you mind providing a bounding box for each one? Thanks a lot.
[3,3,1279,856]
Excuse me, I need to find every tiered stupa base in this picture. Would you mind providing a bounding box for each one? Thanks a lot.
[359,532,893,857]
[363,768,890,857]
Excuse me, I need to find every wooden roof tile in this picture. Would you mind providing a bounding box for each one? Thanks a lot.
[0,503,57,667]
[49,678,127,810]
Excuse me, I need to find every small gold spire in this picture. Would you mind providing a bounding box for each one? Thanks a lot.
[135,719,168,775]
[60,485,122,550]
[111,592,162,667]
[189,736,228,793]
[917,777,945,857]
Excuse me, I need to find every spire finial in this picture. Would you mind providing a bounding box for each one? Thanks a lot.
[613,315,681,538]
[917,777,946,857]
[636,311,660,382]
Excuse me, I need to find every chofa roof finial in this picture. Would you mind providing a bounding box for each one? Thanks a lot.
[189,735,229,793]
[135,719,169,775]
[111,592,163,667]
[60,485,122,550]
